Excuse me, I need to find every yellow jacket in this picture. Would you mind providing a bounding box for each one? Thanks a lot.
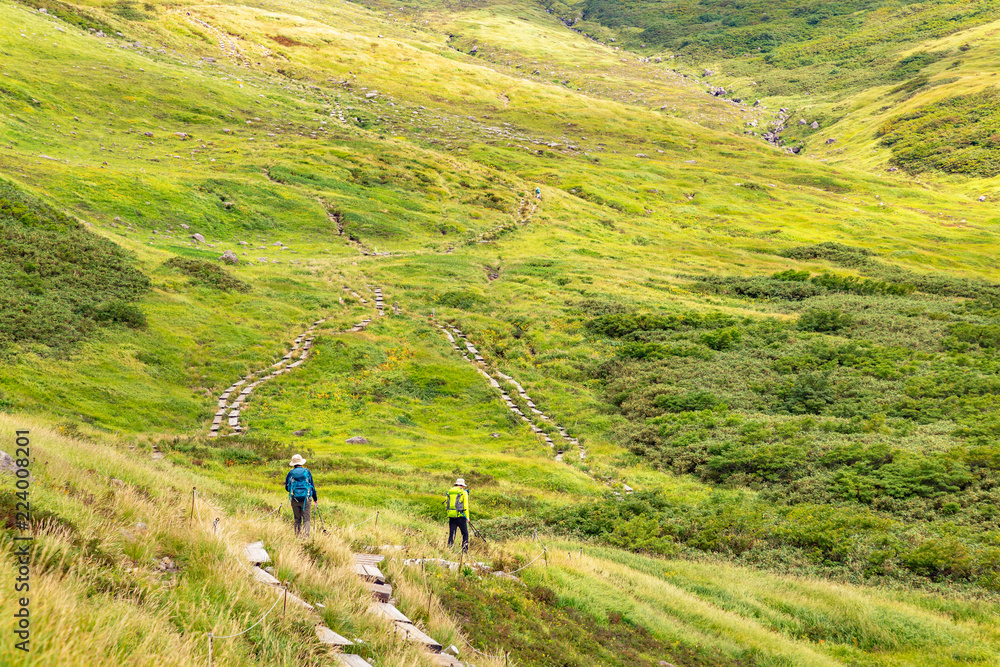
[446,486,470,519]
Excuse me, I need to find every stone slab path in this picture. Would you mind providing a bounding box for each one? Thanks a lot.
[208,287,385,437]
[434,322,586,461]
[351,553,467,666]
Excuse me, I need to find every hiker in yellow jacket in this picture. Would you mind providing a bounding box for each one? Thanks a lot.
[445,478,470,552]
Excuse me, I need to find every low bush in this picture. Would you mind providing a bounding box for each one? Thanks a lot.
[798,307,854,332]
[0,179,150,354]
[164,257,250,293]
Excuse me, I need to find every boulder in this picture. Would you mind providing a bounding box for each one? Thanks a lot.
[0,450,18,474]
[192,233,206,243]
[345,436,370,444]
[219,250,239,264]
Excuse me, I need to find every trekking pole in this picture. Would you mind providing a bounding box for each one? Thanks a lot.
[468,520,490,543]
[313,503,329,534]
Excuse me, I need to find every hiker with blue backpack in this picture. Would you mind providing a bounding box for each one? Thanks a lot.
[285,454,318,537]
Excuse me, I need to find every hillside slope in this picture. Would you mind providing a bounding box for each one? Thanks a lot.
[2,0,1000,664]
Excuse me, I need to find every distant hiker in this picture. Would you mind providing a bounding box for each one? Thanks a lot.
[285,454,318,537]
[535,186,541,200]
[445,478,470,552]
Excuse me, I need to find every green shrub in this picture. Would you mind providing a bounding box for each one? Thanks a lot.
[772,269,810,281]
[797,307,854,332]
[777,372,837,414]
[902,538,973,579]
[701,326,742,350]
[0,179,150,354]
[779,242,875,268]
[695,276,826,301]
[588,311,739,337]
[435,290,488,310]
[164,257,250,293]
[655,391,721,412]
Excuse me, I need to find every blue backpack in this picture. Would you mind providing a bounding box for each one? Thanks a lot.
[288,467,313,499]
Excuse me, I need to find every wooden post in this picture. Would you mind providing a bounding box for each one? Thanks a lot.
[374,511,379,531]
[427,588,432,621]
[543,548,548,568]
[190,487,197,527]
[208,633,213,667]
[282,584,288,618]
[458,551,464,576]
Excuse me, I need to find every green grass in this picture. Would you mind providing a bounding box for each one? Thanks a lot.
[4,0,1000,663]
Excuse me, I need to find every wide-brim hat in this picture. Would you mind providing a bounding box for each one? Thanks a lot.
[289,454,307,467]
[455,478,467,487]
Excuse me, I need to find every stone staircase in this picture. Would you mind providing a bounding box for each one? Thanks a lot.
[208,286,384,437]
[435,322,586,461]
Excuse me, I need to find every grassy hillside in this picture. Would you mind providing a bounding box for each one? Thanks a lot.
[2,0,1000,664]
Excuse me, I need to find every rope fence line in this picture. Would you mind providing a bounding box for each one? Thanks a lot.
[497,549,547,576]
[207,589,286,666]
[345,511,379,529]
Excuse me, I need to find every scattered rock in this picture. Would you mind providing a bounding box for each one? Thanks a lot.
[110,478,125,487]
[798,119,807,125]
[345,436,370,444]
[0,450,19,474]
[144,131,153,137]
[888,166,899,172]
[174,132,189,139]
[192,233,206,243]
[825,138,836,145]
[180,223,189,229]
[635,153,648,158]
[810,121,819,129]
[702,69,714,77]
[293,429,308,437]
[979,195,987,202]
[219,250,239,264]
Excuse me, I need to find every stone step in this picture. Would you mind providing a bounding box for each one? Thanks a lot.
[354,554,385,565]
[271,585,314,611]
[430,654,464,667]
[337,656,374,667]
[315,625,354,647]
[394,621,442,652]
[251,566,280,586]
[354,563,386,584]
[244,541,270,564]
[366,581,392,602]
[371,601,411,624]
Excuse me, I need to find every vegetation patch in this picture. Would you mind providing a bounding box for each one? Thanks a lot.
[0,180,149,354]
[164,257,250,293]
[878,88,1000,177]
